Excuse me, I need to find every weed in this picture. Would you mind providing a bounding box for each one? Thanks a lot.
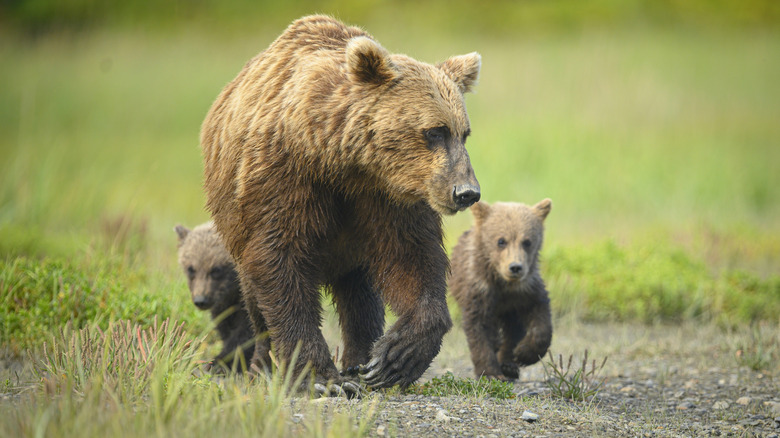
[542,350,608,401]
[407,372,515,399]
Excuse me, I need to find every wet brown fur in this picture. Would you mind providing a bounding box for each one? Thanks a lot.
[200,15,481,389]
[450,199,553,379]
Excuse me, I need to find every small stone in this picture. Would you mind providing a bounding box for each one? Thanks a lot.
[620,386,635,393]
[764,401,780,415]
[737,396,751,406]
[521,410,539,422]
[376,425,386,436]
[684,379,697,389]
[713,401,730,410]
[435,409,451,423]
[677,401,696,410]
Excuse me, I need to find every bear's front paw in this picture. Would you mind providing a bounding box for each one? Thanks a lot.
[359,331,433,389]
[311,375,364,399]
[500,362,519,380]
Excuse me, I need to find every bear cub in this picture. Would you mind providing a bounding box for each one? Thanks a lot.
[175,222,256,372]
[449,199,553,380]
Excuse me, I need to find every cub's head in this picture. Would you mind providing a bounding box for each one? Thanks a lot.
[471,199,552,284]
[175,222,240,310]
[345,36,481,215]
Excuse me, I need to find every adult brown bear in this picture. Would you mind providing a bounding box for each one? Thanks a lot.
[201,15,481,395]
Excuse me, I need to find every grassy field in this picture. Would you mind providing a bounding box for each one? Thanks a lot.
[1,3,779,436]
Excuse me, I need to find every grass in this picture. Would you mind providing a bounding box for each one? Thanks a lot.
[1,4,779,437]
[541,350,608,401]
[406,372,516,399]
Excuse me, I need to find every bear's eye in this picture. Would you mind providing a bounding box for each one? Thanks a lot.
[424,126,450,145]
[186,266,195,278]
[209,266,226,280]
[497,237,507,248]
[522,239,532,249]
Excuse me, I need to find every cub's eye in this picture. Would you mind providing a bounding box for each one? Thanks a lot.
[497,238,507,248]
[522,239,532,249]
[209,266,226,280]
[424,126,450,144]
[186,266,195,278]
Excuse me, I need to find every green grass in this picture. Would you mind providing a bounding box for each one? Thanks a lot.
[406,372,516,399]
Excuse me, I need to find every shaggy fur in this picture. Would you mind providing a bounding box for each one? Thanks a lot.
[449,199,553,380]
[200,15,482,391]
[175,222,265,371]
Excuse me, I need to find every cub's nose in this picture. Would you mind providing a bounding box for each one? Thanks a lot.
[509,263,524,275]
[193,296,211,310]
[453,185,481,209]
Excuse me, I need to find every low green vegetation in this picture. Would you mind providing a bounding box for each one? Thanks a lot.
[1,318,376,438]
[541,350,608,401]
[407,372,516,400]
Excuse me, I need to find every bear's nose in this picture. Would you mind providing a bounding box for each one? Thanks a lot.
[453,185,481,208]
[193,296,211,310]
[509,263,523,275]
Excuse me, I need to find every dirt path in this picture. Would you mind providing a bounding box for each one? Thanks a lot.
[321,319,780,437]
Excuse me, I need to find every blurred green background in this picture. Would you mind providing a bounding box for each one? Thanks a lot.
[1,0,779,350]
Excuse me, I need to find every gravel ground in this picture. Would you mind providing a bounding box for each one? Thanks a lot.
[313,319,780,437]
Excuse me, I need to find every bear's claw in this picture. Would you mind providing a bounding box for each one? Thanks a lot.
[313,380,363,398]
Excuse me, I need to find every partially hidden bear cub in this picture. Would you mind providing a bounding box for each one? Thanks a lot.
[201,15,482,394]
[175,222,264,372]
[449,199,553,380]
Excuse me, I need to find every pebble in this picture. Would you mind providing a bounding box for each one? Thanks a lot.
[521,411,539,422]
[765,401,780,415]
[376,425,386,436]
[712,401,729,410]
[737,396,751,406]
[676,401,696,410]
[435,409,451,423]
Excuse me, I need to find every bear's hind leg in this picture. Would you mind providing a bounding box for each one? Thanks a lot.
[331,268,385,375]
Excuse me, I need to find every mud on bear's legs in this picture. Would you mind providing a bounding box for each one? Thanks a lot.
[331,268,385,375]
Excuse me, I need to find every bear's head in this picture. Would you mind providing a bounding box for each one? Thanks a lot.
[471,199,552,284]
[346,36,481,215]
[175,222,240,310]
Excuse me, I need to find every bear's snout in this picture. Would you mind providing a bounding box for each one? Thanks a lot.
[509,262,524,276]
[453,184,481,209]
[193,295,212,310]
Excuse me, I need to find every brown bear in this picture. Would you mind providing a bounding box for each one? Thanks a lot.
[175,222,268,372]
[449,199,553,380]
[200,15,481,394]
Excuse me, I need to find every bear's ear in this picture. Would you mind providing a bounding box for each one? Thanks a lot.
[438,52,481,94]
[174,224,190,243]
[471,201,491,225]
[346,36,397,85]
[533,198,552,221]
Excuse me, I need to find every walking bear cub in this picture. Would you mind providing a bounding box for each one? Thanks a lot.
[175,222,266,372]
[449,199,553,380]
[201,15,481,394]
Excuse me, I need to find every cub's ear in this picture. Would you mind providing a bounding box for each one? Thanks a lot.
[533,198,552,221]
[438,52,481,94]
[346,36,398,85]
[174,224,190,243]
[471,201,491,225]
